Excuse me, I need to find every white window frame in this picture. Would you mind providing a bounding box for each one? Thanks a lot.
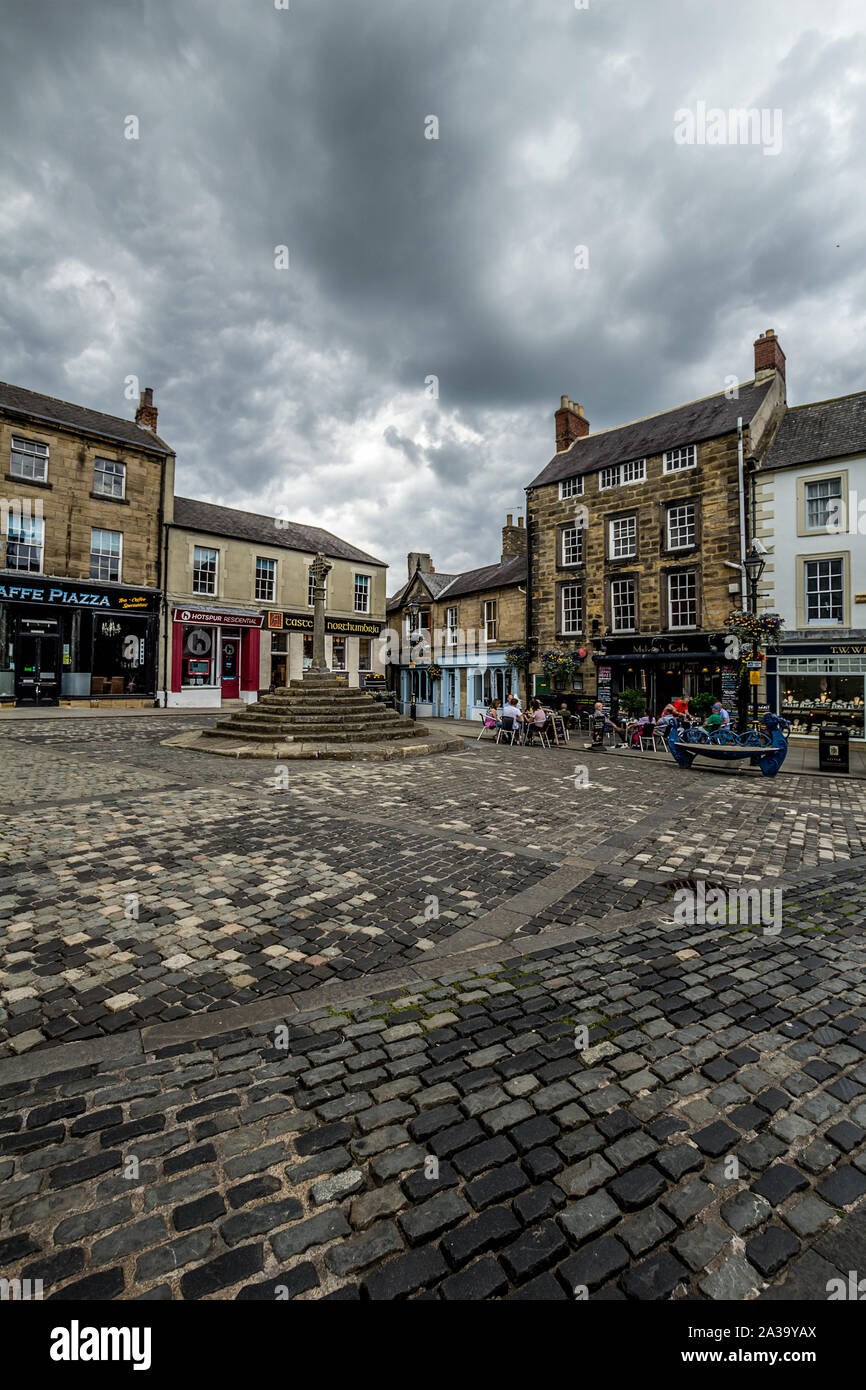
[10,436,48,483]
[609,515,637,560]
[667,503,696,551]
[804,557,844,626]
[561,583,583,636]
[559,476,583,499]
[484,599,498,642]
[90,528,122,583]
[93,458,126,499]
[599,466,619,491]
[445,605,458,646]
[193,546,218,596]
[255,556,276,601]
[600,459,645,490]
[804,477,843,532]
[561,522,583,567]
[353,573,371,614]
[611,578,636,633]
[5,510,44,572]
[663,444,697,473]
[668,570,697,629]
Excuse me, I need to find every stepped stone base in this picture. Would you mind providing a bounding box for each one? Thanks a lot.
[161,674,466,760]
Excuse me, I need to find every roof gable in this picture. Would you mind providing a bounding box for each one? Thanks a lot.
[761,392,866,471]
[0,381,173,456]
[172,496,386,567]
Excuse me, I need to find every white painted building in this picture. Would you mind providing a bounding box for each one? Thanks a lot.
[753,391,866,740]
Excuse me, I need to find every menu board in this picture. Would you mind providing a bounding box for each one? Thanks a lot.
[721,665,739,711]
[597,665,612,714]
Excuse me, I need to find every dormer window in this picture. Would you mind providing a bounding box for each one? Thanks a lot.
[663,444,697,473]
[559,476,583,499]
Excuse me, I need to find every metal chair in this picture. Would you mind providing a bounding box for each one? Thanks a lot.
[639,722,660,751]
[496,718,521,745]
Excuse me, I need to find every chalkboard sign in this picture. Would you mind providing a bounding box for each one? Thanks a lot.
[721,664,739,711]
[548,713,568,745]
[597,665,612,714]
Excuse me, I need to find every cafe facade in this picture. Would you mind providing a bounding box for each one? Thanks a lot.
[164,497,387,706]
[0,380,175,707]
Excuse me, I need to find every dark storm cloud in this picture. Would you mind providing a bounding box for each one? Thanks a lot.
[1,0,865,582]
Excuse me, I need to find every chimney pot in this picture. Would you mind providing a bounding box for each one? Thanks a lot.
[554,397,590,452]
[753,329,786,383]
[135,386,159,433]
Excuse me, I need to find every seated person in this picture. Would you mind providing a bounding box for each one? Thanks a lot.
[703,710,724,735]
[591,700,626,746]
[497,700,522,735]
[525,698,551,742]
[711,701,731,729]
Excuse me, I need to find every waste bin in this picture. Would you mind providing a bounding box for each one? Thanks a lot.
[819,723,849,773]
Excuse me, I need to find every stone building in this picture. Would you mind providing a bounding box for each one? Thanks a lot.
[386,516,527,719]
[163,498,387,707]
[753,390,866,741]
[0,383,174,706]
[526,331,787,714]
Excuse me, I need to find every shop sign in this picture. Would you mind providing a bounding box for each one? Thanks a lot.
[746,659,763,670]
[1,581,158,611]
[174,609,263,628]
[269,612,384,636]
[831,645,866,654]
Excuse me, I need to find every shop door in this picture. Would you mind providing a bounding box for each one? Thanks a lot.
[220,633,240,700]
[15,632,60,706]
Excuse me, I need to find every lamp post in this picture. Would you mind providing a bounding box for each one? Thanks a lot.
[406,598,419,719]
[743,541,767,728]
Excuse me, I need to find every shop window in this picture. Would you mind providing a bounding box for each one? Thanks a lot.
[358,638,372,671]
[90,529,122,582]
[91,614,149,695]
[193,547,218,595]
[668,570,697,629]
[93,459,126,498]
[6,510,43,572]
[482,668,508,704]
[182,624,216,685]
[781,673,864,738]
[354,574,370,613]
[332,638,346,670]
[10,436,48,482]
[255,557,275,601]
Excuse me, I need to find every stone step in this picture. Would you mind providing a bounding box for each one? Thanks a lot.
[218,720,418,737]
[203,723,430,744]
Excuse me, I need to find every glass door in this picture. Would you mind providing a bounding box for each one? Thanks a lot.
[15,632,60,705]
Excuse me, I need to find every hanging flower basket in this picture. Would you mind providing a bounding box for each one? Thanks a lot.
[540,648,579,686]
[426,663,442,682]
[505,644,530,668]
[725,611,784,651]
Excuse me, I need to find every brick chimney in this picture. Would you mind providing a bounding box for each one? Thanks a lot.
[753,329,786,384]
[555,396,589,452]
[407,552,433,579]
[135,387,158,433]
[501,513,526,562]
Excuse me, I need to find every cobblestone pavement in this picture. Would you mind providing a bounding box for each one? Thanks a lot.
[2,922,866,1302]
[1,715,866,1300]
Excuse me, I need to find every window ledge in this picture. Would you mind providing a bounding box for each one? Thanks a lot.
[5,473,51,489]
[89,492,130,505]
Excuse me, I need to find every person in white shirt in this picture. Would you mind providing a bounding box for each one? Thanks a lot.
[712,702,731,729]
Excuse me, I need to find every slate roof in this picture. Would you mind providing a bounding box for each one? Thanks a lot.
[386,570,460,613]
[172,497,386,567]
[386,555,527,611]
[437,554,527,599]
[529,379,773,489]
[0,381,173,456]
[760,392,866,471]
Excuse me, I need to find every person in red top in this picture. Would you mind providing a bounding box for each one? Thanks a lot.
[672,695,689,715]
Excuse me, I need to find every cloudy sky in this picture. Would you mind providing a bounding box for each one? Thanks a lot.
[2,0,864,586]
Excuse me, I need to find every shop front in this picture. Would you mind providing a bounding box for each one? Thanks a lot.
[168,607,263,708]
[768,642,866,740]
[265,611,383,687]
[592,634,734,715]
[0,577,160,707]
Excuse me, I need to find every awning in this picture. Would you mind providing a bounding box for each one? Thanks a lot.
[594,652,723,664]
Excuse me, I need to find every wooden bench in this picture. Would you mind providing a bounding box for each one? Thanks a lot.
[666,725,789,777]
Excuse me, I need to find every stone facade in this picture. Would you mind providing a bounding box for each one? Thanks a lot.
[0,385,174,706]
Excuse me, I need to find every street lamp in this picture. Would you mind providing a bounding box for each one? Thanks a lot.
[405,599,420,719]
[743,541,767,727]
